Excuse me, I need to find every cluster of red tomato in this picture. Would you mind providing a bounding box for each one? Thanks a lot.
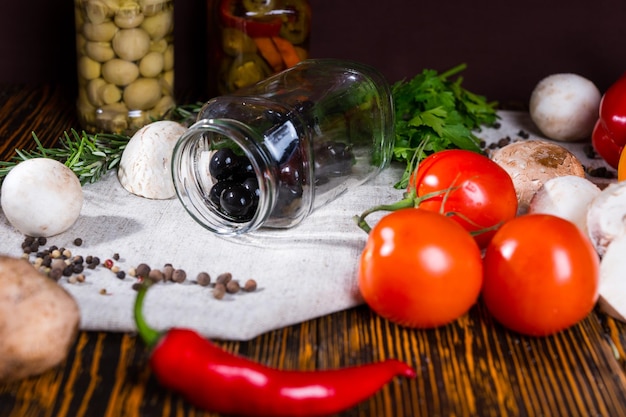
[592,72,626,180]
[358,150,600,337]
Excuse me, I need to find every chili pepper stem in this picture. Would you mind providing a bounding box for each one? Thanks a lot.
[134,279,161,348]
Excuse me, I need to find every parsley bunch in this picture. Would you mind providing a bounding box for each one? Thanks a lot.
[392,63,498,188]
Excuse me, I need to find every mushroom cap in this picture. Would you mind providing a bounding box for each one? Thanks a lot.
[528,175,601,234]
[117,120,187,199]
[1,158,83,237]
[586,181,626,257]
[529,73,601,142]
[490,140,586,214]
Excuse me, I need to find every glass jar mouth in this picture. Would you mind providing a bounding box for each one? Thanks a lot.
[171,118,276,236]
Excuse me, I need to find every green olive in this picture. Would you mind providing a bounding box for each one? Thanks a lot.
[86,78,107,106]
[123,78,162,110]
[83,21,118,42]
[102,59,140,86]
[85,41,116,62]
[162,44,174,71]
[139,51,164,77]
[140,7,173,40]
[112,28,151,61]
[78,56,102,80]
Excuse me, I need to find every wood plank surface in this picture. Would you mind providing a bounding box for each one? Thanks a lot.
[1,84,626,417]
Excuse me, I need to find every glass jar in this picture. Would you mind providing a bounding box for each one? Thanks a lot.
[211,0,311,94]
[74,0,176,135]
[172,59,395,236]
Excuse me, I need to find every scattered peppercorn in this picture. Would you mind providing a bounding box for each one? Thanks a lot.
[149,269,165,282]
[226,280,240,294]
[103,259,114,269]
[73,238,83,246]
[216,272,232,286]
[136,263,151,278]
[243,279,257,292]
[116,271,126,280]
[113,253,120,261]
[49,268,63,281]
[172,269,187,283]
[213,283,226,300]
[163,264,174,281]
[196,272,211,286]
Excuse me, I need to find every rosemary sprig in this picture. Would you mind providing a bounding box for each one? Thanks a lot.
[0,103,205,186]
[0,130,132,186]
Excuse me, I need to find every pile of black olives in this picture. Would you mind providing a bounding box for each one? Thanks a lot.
[208,141,354,222]
[208,148,259,222]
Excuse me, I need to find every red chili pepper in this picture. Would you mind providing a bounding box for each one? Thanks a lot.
[592,71,626,168]
[134,280,416,417]
[220,0,283,38]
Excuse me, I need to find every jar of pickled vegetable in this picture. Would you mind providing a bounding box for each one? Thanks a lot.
[211,0,311,94]
[171,59,395,236]
[74,0,176,135]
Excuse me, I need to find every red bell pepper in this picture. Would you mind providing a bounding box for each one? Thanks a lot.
[220,0,283,38]
[592,72,626,168]
[134,280,416,417]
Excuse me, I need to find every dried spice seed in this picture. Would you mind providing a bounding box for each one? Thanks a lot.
[76,274,86,283]
[172,269,187,283]
[62,265,74,277]
[243,279,257,292]
[72,264,84,274]
[62,249,72,259]
[73,238,83,246]
[148,269,165,282]
[128,267,137,277]
[163,264,174,281]
[49,268,63,281]
[99,288,108,295]
[216,272,232,285]
[226,280,240,294]
[111,265,121,274]
[113,253,120,261]
[103,259,114,269]
[135,263,151,278]
[196,272,211,286]
[213,283,226,300]
[116,271,126,280]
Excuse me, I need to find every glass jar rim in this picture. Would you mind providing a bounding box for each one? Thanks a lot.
[171,118,277,236]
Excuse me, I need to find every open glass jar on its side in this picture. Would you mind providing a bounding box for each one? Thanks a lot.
[172,59,394,236]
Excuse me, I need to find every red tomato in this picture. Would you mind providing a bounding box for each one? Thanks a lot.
[358,208,483,329]
[592,119,624,169]
[598,71,626,146]
[409,149,518,248]
[482,214,599,337]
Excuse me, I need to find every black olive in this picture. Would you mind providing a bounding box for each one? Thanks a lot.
[209,179,236,206]
[220,184,255,218]
[209,148,240,180]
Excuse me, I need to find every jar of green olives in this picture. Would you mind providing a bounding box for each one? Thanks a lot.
[171,59,395,236]
[74,0,175,135]
[211,0,311,94]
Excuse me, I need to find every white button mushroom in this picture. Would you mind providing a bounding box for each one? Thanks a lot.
[597,234,626,322]
[586,181,626,257]
[529,73,601,142]
[1,158,83,237]
[528,175,601,234]
[490,139,586,214]
[117,120,188,199]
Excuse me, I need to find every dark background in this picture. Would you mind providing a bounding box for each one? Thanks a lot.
[1,1,625,108]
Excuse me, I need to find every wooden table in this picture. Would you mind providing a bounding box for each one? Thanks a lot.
[1,84,626,417]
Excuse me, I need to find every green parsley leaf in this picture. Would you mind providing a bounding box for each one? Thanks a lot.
[391,63,498,188]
